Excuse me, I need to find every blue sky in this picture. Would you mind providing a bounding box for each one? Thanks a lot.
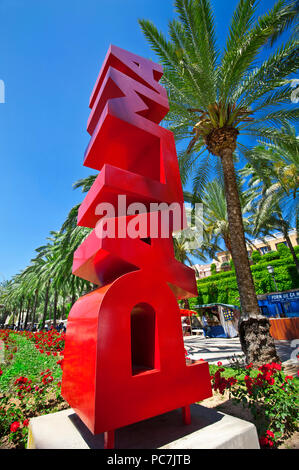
[0,0,290,280]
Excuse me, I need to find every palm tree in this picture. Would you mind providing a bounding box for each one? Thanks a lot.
[241,125,299,272]
[0,224,93,329]
[139,0,298,365]
[185,178,255,257]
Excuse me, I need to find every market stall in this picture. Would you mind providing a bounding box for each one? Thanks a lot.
[194,303,240,338]
[179,309,202,336]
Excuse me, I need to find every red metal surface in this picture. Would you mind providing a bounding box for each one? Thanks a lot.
[61,44,212,440]
[182,405,191,425]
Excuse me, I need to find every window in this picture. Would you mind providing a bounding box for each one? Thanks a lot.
[259,246,270,255]
[130,303,158,375]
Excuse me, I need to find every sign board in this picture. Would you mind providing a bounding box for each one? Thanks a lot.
[267,291,299,303]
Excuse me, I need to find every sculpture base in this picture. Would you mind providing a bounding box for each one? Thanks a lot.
[27,404,259,449]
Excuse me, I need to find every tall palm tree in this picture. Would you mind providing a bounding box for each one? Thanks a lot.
[185,178,255,257]
[139,0,298,365]
[241,125,299,272]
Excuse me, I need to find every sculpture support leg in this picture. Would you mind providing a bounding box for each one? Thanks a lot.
[104,430,115,449]
[182,405,191,425]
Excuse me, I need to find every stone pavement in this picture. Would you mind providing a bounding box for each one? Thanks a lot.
[184,336,299,371]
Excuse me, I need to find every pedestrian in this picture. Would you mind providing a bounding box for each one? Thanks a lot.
[202,313,211,337]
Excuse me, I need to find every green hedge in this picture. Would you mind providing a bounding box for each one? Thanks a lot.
[194,251,299,307]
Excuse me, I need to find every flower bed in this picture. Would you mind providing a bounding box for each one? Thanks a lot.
[0,330,67,448]
[16,329,65,356]
[209,361,299,448]
[1,331,298,449]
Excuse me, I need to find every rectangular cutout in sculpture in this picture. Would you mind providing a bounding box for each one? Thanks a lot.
[61,45,212,447]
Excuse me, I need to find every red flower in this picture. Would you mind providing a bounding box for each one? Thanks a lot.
[227,377,237,386]
[10,421,20,433]
[285,375,293,382]
[23,419,29,427]
[245,362,253,369]
[217,361,222,366]
[266,430,275,438]
[57,359,64,369]
[259,436,268,447]
[270,362,281,371]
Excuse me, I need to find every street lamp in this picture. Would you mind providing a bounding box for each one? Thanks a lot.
[267,265,278,291]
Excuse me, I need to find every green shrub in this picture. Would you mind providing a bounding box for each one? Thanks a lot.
[261,251,280,262]
[251,250,262,264]
[276,243,290,258]
[194,255,299,306]
[210,263,217,275]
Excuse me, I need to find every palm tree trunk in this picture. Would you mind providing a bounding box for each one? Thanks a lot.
[31,289,38,329]
[24,299,31,329]
[181,299,190,309]
[71,282,76,306]
[62,296,65,320]
[223,234,232,256]
[220,148,279,366]
[53,289,58,327]
[41,279,51,330]
[17,298,23,330]
[20,306,25,326]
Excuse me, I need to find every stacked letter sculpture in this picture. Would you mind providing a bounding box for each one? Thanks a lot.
[61,45,212,448]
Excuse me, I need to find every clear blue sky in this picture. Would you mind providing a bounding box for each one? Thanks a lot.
[0,0,288,280]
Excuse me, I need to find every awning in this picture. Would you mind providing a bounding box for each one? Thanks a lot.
[180,309,197,316]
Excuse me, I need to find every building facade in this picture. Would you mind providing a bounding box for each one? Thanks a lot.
[192,229,298,279]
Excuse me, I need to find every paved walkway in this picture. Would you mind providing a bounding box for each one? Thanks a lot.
[184,335,299,369]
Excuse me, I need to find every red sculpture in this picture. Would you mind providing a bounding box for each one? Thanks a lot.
[61,45,212,448]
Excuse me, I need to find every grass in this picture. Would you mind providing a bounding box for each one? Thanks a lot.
[0,333,62,392]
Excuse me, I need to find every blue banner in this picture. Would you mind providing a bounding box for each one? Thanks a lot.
[267,291,299,303]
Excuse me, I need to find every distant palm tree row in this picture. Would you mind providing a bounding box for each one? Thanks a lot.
[0,0,298,367]
[0,227,93,329]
